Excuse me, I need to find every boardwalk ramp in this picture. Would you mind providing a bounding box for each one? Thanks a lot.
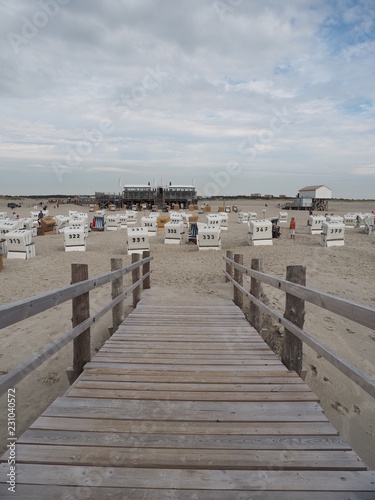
[1,289,374,498]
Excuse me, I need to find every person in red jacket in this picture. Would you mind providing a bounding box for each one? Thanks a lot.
[289,217,296,239]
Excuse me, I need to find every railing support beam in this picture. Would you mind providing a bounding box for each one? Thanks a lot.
[66,264,91,384]
[111,258,124,335]
[282,265,306,375]
[132,253,141,308]
[143,250,151,290]
[225,250,234,283]
[233,254,243,309]
[249,258,263,332]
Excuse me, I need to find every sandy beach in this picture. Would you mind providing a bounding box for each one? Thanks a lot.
[0,198,374,469]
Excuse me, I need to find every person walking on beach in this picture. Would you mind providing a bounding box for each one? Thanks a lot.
[289,217,296,240]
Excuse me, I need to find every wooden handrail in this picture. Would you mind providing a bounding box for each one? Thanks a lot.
[223,257,375,399]
[224,256,375,330]
[0,256,152,330]
[0,256,152,394]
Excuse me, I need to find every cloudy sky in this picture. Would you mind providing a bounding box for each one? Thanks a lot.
[0,0,374,198]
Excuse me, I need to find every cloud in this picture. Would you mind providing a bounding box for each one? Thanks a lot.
[355,164,375,175]
[0,0,374,197]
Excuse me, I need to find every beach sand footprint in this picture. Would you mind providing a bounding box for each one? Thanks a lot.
[37,372,60,386]
[331,401,349,415]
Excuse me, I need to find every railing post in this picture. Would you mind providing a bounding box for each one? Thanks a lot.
[111,257,123,335]
[282,265,306,375]
[142,250,151,290]
[66,263,91,384]
[233,254,243,309]
[249,258,263,331]
[225,250,233,283]
[132,253,141,308]
[0,239,5,272]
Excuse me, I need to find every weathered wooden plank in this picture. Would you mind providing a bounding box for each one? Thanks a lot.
[79,373,306,384]
[114,326,262,333]
[1,484,374,500]
[8,445,366,470]
[65,387,319,402]
[102,343,270,351]
[91,341,272,349]
[89,355,282,366]
[83,364,299,377]
[19,429,349,450]
[84,361,289,372]
[3,464,375,491]
[131,306,243,311]
[124,314,247,318]
[96,350,278,359]
[108,332,261,338]
[125,321,248,324]
[43,398,328,421]
[30,417,339,436]
[70,381,310,392]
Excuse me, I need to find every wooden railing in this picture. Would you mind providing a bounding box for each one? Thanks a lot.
[0,251,152,396]
[224,251,375,399]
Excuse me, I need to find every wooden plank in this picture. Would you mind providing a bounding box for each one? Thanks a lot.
[93,343,269,351]
[96,350,278,359]
[129,316,248,321]
[102,343,270,351]
[2,464,374,491]
[96,340,271,348]
[2,484,375,500]
[108,331,261,337]
[70,381,311,392]
[89,356,282,366]
[30,417,339,436]
[84,362,289,372]
[19,429,349,450]
[43,398,328,421]
[8,444,366,470]
[65,387,319,402]
[83,364,300,376]
[79,373,306,384]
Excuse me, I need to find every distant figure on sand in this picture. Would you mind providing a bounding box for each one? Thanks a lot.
[272,222,280,238]
[289,217,296,239]
[38,210,44,226]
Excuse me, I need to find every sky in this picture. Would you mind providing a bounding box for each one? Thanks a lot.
[0,0,374,199]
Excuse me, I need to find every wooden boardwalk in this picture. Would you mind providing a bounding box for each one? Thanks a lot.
[1,290,374,498]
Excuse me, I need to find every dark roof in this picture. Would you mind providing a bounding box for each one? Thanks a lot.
[299,185,330,191]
